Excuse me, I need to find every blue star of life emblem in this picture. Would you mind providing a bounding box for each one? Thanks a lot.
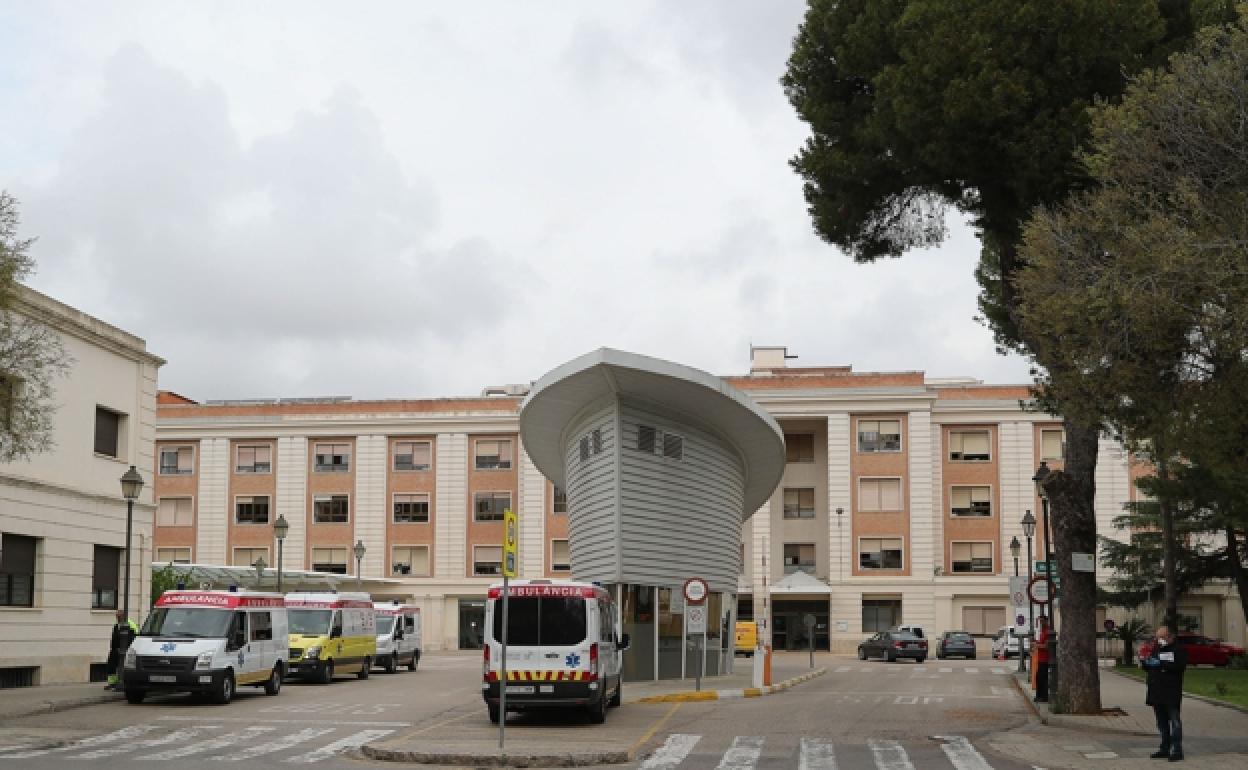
[160,642,177,653]
[565,653,581,667]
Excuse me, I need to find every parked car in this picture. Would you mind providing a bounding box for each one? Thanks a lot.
[935,631,977,660]
[1139,633,1246,667]
[858,631,927,663]
[990,626,1025,659]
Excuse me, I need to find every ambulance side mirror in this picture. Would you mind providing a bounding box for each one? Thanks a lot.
[620,633,631,651]
[229,630,246,650]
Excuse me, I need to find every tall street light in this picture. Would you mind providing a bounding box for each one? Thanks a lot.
[353,540,367,592]
[119,466,145,623]
[1033,461,1054,627]
[1022,510,1037,669]
[274,514,289,594]
[1010,535,1024,673]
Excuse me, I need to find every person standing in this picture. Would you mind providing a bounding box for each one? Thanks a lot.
[106,610,138,691]
[1033,615,1050,702]
[1143,625,1187,761]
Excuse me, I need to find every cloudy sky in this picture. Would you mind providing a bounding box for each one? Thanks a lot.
[2,0,1031,400]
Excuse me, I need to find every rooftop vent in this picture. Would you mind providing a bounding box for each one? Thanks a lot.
[750,346,797,373]
[481,383,532,397]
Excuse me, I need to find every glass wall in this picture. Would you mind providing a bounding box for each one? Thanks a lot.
[620,584,655,681]
[658,587,683,678]
[616,583,737,681]
[458,598,486,649]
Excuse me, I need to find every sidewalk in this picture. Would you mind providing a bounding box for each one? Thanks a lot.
[0,682,121,722]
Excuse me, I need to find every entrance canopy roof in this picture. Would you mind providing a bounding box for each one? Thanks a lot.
[770,570,832,595]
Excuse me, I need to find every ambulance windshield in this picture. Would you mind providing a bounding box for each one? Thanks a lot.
[288,609,332,635]
[141,607,232,639]
[375,616,395,634]
[493,597,586,646]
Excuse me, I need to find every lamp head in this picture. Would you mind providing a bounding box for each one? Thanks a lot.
[1021,510,1037,538]
[274,513,290,540]
[1009,536,1021,559]
[1032,461,1051,497]
[120,465,145,500]
[353,539,367,561]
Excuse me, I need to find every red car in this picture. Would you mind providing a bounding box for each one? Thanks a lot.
[1140,633,1246,666]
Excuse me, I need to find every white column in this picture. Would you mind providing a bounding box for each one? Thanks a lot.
[906,411,935,632]
[826,414,853,651]
[1095,437,1132,561]
[435,433,468,578]
[354,435,388,579]
[276,437,308,571]
[195,438,229,565]
[998,421,1034,573]
[750,502,771,644]
[518,446,546,578]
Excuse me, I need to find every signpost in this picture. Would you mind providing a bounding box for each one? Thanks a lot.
[803,613,817,669]
[683,578,708,691]
[498,509,518,749]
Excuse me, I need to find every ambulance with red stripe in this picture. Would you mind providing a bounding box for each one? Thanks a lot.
[123,590,288,705]
[285,592,376,683]
[482,580,628,724]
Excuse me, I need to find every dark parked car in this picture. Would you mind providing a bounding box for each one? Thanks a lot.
[1139,633,1246,667]
[858,631,927,663]
[935,631,977,660]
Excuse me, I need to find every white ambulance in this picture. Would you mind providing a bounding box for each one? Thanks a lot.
[372,601,421,673]
[123,590,288,705]
[482,580,628,724]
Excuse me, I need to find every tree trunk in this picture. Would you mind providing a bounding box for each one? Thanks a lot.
[1121,634,1134,666]
[1041,416,1102,714]
[1156,456,1178,629]
[1226,526,1248,635]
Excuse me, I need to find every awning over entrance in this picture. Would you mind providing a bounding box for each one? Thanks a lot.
[770,570,832,596]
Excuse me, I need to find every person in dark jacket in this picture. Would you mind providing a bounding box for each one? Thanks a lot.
[1143,625,1187,761]
[106,610,138,690]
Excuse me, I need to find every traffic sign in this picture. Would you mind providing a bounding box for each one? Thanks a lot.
[502,509,518,578]
[1028,575,1055,605]
[683,577,709,605]
[686,604,707,634]
[1009,576,1027,607]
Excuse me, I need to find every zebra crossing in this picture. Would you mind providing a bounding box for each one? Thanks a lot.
[638,733,1005,769]
[833,665,1012,675]
[0,722,393,764]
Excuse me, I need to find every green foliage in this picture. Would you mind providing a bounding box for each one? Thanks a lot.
[151,563,192,607]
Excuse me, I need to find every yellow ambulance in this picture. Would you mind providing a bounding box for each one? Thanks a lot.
[285,592,376,683]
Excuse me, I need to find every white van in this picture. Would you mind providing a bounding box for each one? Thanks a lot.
[373,601,421,673]
[482,580,628,724]
[991,625,1026,658]
[123,590,288,705]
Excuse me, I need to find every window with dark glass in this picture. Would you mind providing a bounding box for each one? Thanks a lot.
[0,534,36,607]
[783,543,816,573]
[783,488,816,519]
[951,486,992,517]
[474,492,510,522]
[159,446,194,474]
[393,494,429,523]
[94,407,121,457]
[474,439,512,470]
[236,444,272,473]
[394,440,431,471]
[857,419,901,453]
[314,443,351,472]
[949,430,991,461]
[952,542,994,573]
[859,538,903,570]
[785,433,815,463]
[313,495,350,523]
[551,540,571,572]
[91,545,120,609]
[552,485,567,514]
[235,495,270,524]
[473,546,502,576]
[311,547,347,574]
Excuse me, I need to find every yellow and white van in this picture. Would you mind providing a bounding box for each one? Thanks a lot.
[482,580,628,724]
[123,590,288,705]
[373,602,421,673]
[285,592,376,683]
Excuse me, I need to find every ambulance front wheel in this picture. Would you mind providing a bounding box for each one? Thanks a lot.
[213,672,235,705]
[317,660,334,684]
[384,654,397,674]
[264,665,283,696]
[124,688,146,704]
[357,657,371,680]
[488,704,501,724]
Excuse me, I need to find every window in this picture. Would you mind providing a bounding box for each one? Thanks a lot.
[311,547,347,574]
[155,547,191,564]
[857,419,901,453]
[783,488,816,519]
[156,497,194,527]
[663,432,684,460]
[394,440,431,471]
[579,436,590,462]
[94,407,122,457]
[552,484,567,514]
[859,478,903,512]
[393,493,430,523]
[862,599,902,632]
[493,595,588,646]
[1041,429,1065,461]
[91,545,120,609]
[961,606,1006,636]
[860,538,903,570]
[159,445,194,475]
[637,425,657,453]
[951,542,994,573]
[391,545,429,576]
[783,543,816,574]
[232,547,269,567]
[0,374,15,429]
[314,442,351,472]
[591,429,603,454]
[250,611,273,641]
[949,430,991,461]
[0,534,36,607]
[236,444,272,474]
[551,540,571,572]
[313,495,350,523]
[474,492,510,522]
[235,495,270,524]
[951,486,992,517]
[785,433,815,463]
[473,545,502,576]
[474,439,512,470]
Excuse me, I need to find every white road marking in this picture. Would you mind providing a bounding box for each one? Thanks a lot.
[934,735,994,770]
[799,737,837,770]
[1084,752,1118,759]
[640,734,701,769]
[835,666,852,673]
[964,667,979,674]
[0,725,161,759]
[283,729,393,763]
[867,739,915,770]
[715,736,764,770]
[159,715,410,727]
[939,667,953,673]
[991,667,1008,675]
[894,696,918,704]
[211,727,336,761]
[70,727,218,760]
[139,727,276,761]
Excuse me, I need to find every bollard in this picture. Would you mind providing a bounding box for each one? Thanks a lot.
[763,645,773,687]
[752,642,764,688]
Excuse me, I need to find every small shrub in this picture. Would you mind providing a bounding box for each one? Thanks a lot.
[1214,681,1230,697]
[1227,654,1248,670]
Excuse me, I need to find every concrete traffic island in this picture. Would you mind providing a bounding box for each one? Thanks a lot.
[636,668,827,703]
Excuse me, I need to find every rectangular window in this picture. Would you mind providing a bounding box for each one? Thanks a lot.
[232,547,269,567]
[393,493,430,523]
[951,486,992,517]
[859,478,903,512]
[474,439,512,470]
[591,428,603,454]
[474,492,511,522]
[155,497,194,527]
[473,545,503,576]
[0,534,36,607]
[391,545,429,576]
[313,495,350,523]
[579,435,590,462]
[859,538,903,570]
[783,543,816,574]
[394,440,431,471]
[235,444,273,474]
[235,495,270,524]
[862,599,902,632]
[94,407,122,457]
[155,547,191,564]
[662,432,684,460]
[310,547,347,574]
[949,430,991,461]
[857,419,901,453]
[1041,429,1065,461]
[159,445,194,475]
[783,488,816,519]
[314,442,351,472]
[552,485,567,514]
[91,545,120,610]
[785,433,815,463]
[951,542,994,573]
[637,424,656,453]
[551,540,571,572]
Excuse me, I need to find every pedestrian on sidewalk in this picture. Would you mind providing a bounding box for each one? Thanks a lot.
[1143,625,1187,762]
[1033,615,1050,703]
[106,610,138,691]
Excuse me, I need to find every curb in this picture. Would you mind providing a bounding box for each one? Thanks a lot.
[358,746,631,768]
[636,668,826,703]
[0,692,122,722]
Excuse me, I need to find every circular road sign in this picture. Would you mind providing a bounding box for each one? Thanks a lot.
[683,577,709,605]
[1028,575,1055,605]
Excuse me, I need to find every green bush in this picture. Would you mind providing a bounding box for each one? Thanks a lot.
[1228,654,1248,670]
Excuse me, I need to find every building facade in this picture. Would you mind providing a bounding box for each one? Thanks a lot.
[1,286,163,686]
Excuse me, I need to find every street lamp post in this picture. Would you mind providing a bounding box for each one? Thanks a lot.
[119,466,145,623]
[353,540,367,591]
[274,514,289,594]
[1022,510,1037,669]
[1033,462,1055,621]
[836,507,844,582]
[1010,535,1024,672]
